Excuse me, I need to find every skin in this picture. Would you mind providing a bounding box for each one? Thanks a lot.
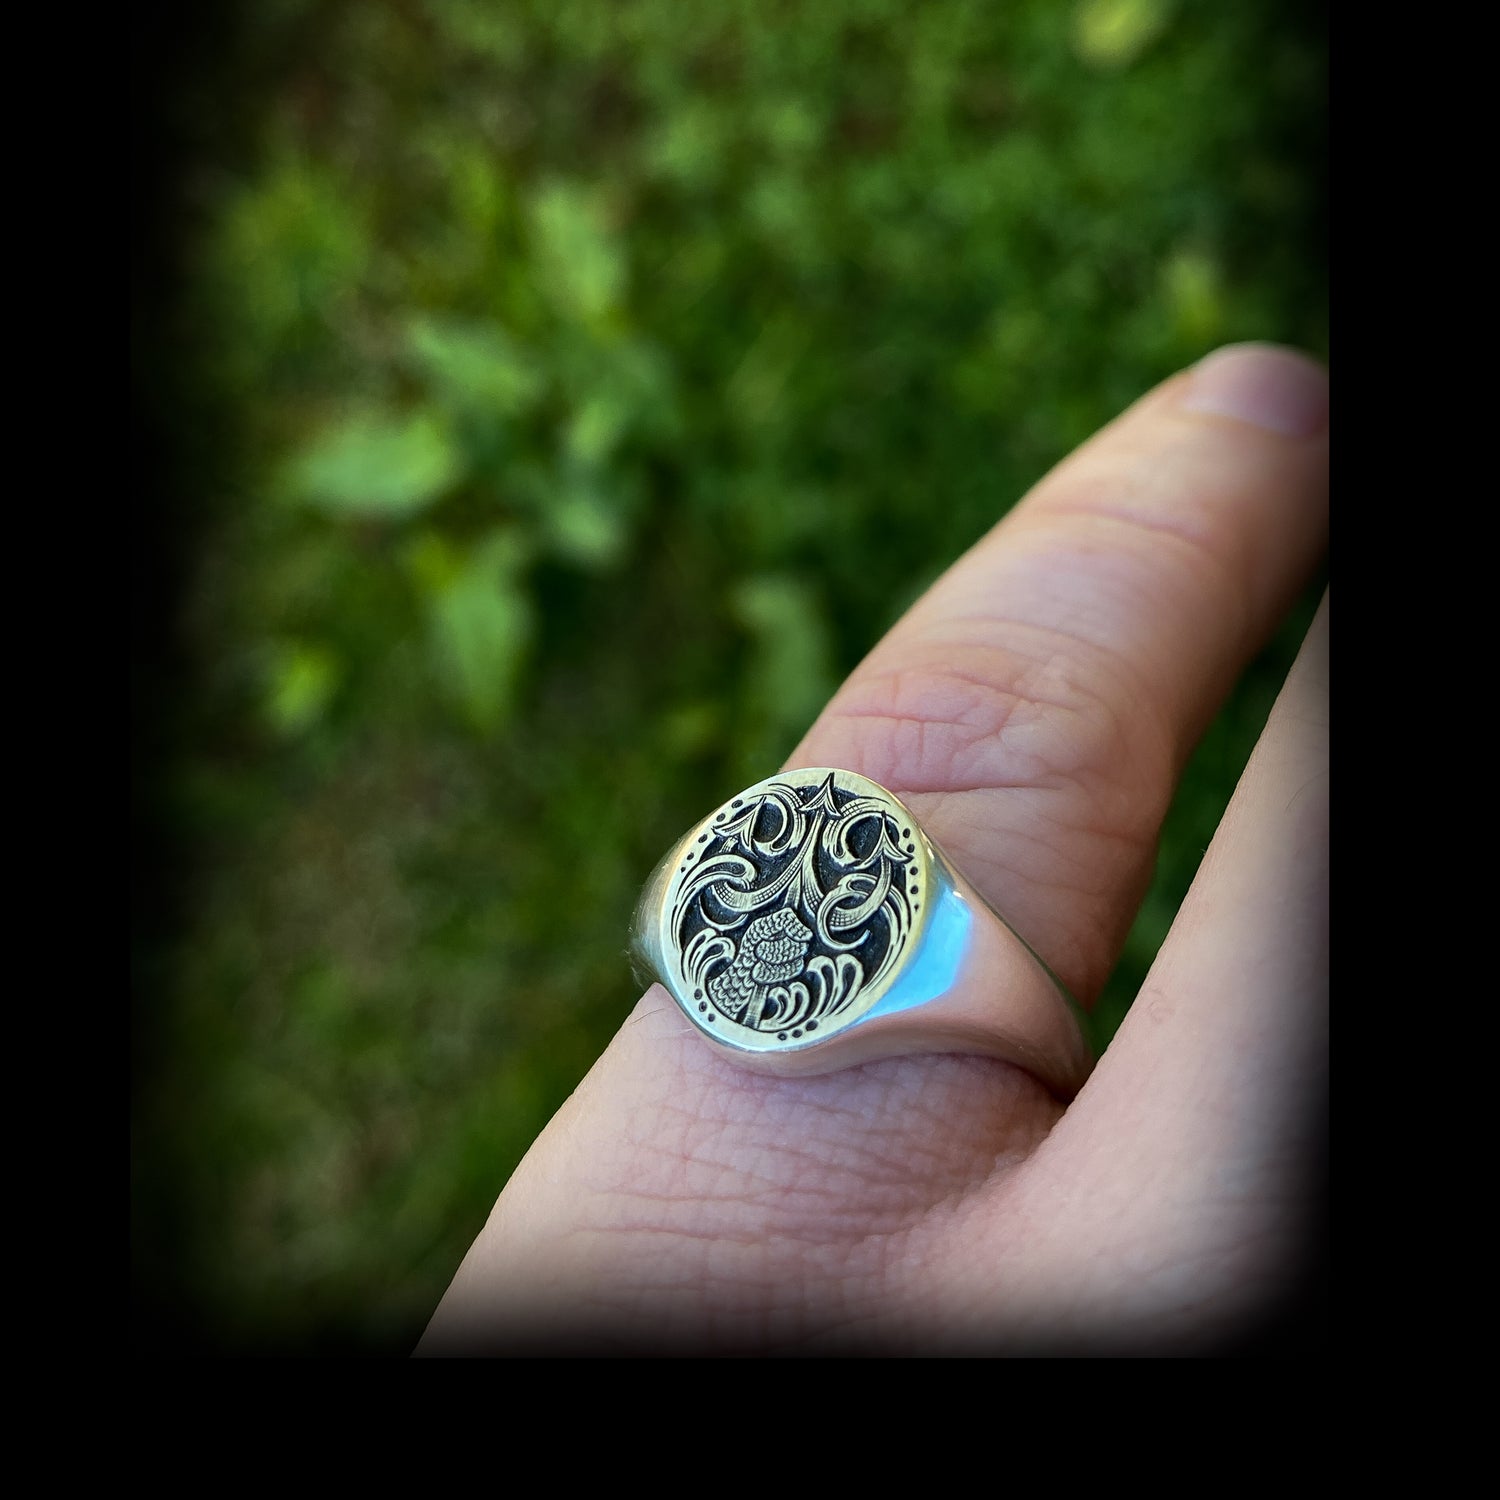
[417,342,1329,1356]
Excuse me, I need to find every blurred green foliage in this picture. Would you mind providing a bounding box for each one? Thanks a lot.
[134,0,1325,1353]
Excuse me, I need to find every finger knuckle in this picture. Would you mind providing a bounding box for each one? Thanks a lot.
[815,634,1171,845]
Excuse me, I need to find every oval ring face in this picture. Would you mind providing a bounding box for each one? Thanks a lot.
[657,768,934,1055]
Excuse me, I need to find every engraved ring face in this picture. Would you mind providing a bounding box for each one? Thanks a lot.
[647,768,934,1056]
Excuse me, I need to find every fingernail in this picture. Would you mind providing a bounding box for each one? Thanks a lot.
[1181,343,1329,437]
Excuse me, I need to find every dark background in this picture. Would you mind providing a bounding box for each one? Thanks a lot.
[133,0,1326,1355]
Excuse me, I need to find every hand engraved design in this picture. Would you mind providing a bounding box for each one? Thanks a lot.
[671,773,916,1035]
[707,907,814,1029]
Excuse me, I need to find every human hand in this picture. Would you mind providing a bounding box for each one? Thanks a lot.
[416,342,1328,1356]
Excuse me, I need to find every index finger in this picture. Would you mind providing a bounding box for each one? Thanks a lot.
[794,341,1328,1004]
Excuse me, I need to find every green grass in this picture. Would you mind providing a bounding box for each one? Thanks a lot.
[133,0,1325,1354]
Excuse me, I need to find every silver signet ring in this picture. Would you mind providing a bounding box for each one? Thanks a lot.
[630,768,1093,1101]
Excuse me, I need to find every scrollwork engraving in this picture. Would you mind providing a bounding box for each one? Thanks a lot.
[671,774,915,1034]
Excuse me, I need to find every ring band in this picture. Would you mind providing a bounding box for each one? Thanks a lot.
[630,767,1093,1100]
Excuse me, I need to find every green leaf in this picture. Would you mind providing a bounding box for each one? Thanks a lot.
[404,316,545,420]
[645,100,733,189]
[544,482,629,570]
[1073,0,1174,72]
[564,395,629,468]
[529,182,625,325]
[1162,247,1224,348]
[264,641,341,736]
[287,408,462,520]
[427,530,534,732]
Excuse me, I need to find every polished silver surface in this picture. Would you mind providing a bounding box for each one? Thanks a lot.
[631,767,1093,1100]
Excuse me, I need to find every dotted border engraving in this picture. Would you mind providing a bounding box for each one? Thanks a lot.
[668,773,923,1042]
